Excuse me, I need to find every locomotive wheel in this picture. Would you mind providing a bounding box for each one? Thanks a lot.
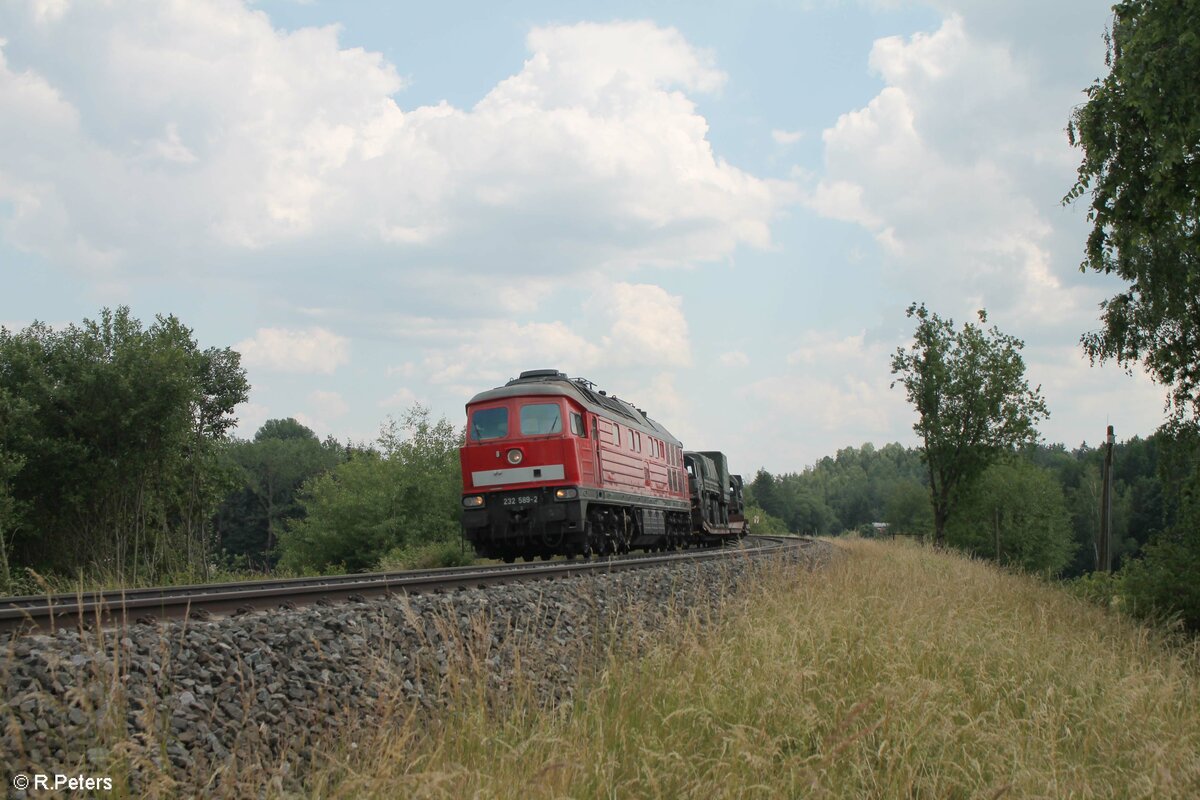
[503,554,516,564]
[523,554,535,563]
[541,553,552,561]
[582,520,596,559]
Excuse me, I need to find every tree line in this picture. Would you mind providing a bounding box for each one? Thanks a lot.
[0,309,248,590]
[745,434,1169,580]
[0,310,466,593]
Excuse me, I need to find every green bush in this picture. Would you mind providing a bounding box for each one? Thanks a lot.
[278,406,462,572]
[1119,529,1200,631]
[743,503,789,534]
[377,540,475,571]
[1067,570,1124,609]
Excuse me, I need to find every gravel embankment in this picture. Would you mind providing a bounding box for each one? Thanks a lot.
[1,541,828,796]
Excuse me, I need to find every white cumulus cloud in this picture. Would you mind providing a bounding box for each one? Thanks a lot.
[378,386,419,410]
[0,5,785,293]
[805,14,1096,325]
[771,128,803,145]
[595,282,692,368]
[236,327,349,374]
[309,389,349,419]
[744,329,913,460]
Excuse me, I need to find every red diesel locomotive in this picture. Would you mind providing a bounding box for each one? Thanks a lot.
[459,369,747,561]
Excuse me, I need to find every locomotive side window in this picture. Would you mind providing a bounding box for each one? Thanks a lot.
[471,407,508,440]
[613,423,621,445]
[520,403,563,435]
[570,412,584,437]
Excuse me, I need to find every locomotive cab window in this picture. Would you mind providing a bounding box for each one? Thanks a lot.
[470,407,508,440]
[520,403,563,435]
[570,412,585,437]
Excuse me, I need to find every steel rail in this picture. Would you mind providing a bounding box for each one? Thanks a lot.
[0,545,725,610]
[0,536,802,636]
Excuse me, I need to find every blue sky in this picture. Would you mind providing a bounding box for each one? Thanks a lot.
[0,0,1165,474]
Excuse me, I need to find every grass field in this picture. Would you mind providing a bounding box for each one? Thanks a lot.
[308,538,1200,799]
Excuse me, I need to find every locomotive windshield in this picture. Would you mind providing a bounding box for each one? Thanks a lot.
[470,407,508,440]
[520,403,562,435]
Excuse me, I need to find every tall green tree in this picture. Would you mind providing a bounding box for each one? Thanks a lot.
[891,303,1049,547]
[946,459,1075,575]
[884,480,933,538]
[214,418,345,567]
[1067,0,1200,419]
[0,308,248,582]
[1118,420,1200,629]
[747,469,781,520]
[1067,1,1200,628]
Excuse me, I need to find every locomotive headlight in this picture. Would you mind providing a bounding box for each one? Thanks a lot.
[506,448,523,465]
[462,495,484,508]
[554,488,578,500]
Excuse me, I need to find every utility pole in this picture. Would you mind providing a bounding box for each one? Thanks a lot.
[1097,424,1115,573]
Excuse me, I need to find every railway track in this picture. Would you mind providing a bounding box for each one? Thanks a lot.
[0,535,803,636]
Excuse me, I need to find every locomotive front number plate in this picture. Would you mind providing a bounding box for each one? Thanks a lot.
[502,495,539,507]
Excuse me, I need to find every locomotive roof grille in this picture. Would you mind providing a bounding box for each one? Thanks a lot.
[515,369,565,380]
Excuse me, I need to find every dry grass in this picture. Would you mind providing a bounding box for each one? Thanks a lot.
[305,539,1200,799]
